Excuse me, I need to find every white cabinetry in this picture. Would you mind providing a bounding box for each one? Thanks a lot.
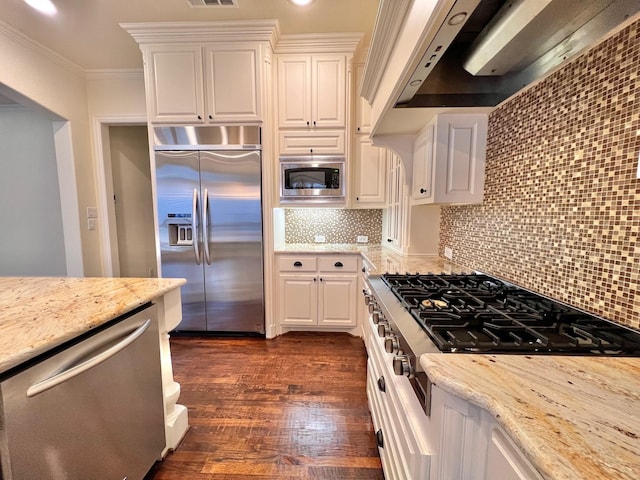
[412,114,488,204]
[276,53,349,155]
[430,384,544,480]
[144,43,261,124]
[277,55,346,129]
[353,137,386,207]
[277,254,359,331]
[351,62,385,208]
[384,151,406,250]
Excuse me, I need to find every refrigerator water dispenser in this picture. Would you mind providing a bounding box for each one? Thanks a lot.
[168,223,193,246]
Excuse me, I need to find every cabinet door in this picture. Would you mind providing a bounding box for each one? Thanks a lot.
[354,64,371,134]
[384,152,405,249]
[204,44,260,123]
[277,55,312,128]
[145,45,204,124]
[318,274,357,327]
[279,274,317,326]
[412,122,434,199]
[433,114,487,204]
[354,137,386,206]
[312,55,346,128]
[485,427,544,480]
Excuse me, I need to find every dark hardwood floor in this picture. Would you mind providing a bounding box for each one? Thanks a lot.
[145,332,384,480]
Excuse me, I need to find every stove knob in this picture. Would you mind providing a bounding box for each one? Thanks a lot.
[393,355,413,377]
[384,335,400,354]
[377,322,391,337]
[371,310,382,324]
[368,301,377,314]
[363,292,371,305]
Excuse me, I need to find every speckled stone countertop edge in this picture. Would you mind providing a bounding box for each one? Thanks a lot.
[420,354,640,480]
[0,277,186,375]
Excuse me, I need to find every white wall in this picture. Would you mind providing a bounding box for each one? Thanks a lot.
[0,105,67,275]
[0,21,99,275]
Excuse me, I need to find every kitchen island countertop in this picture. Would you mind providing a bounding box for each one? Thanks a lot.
[420,353,640,480]
[0,276,186,375]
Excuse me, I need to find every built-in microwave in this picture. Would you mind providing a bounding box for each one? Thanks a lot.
[280,156,345,202]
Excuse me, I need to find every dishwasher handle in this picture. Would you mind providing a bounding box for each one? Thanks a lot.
[26,319,152,398]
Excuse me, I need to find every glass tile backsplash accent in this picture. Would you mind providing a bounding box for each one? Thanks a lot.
[440,18,640,329]
[285,209,382,244]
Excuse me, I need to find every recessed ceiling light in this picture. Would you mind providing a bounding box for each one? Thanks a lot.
[289,0,314,6]
[24,0,57,15]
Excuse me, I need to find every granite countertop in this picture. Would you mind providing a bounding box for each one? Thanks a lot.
[0,276,185,375]
[420,354,640,480]
[275,243,468,275]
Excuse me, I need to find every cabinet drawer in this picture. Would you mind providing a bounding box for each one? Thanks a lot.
[318,256,358,272]
[278,256,317,272]
[279,130,345,155]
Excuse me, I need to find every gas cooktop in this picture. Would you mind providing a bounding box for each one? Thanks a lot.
[381,272,640,355]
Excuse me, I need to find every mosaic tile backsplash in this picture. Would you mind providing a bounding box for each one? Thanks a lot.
[440,18,640,329]
[285,209,382,244]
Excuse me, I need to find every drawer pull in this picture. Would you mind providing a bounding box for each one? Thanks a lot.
[293,261,302,267]
[377,376,386,392]
[334,261,343,267]
[375,429,384,448]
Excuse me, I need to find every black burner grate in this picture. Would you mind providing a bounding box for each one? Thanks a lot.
[381,273,640,355]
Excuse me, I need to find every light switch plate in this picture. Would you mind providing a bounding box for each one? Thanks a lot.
[86,207,97,218]
[314,235,326,243]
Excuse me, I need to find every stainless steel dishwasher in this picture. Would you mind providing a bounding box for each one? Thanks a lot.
[0,303,165,480]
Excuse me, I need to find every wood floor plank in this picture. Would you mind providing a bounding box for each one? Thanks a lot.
[145,332,384,480]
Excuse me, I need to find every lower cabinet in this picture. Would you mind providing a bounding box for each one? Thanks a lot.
[429,385,544,480]
[277,254,360,331]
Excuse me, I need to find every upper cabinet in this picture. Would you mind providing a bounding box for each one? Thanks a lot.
[412,113,488,205]
[277,55,346,129]
[354,64,371,135]
[144,43,261,124]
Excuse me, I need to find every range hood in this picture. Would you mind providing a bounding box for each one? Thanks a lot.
[397,0,640,108]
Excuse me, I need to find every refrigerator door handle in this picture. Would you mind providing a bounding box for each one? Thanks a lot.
[192,188,202,265]
[202,188,211,265]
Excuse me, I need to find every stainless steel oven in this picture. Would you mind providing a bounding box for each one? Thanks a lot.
[280,156,345,202]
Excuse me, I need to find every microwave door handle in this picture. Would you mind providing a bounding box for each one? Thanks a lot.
[202,188,211,265]
[192,189,201,265]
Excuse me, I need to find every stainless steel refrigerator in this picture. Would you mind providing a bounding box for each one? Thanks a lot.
[154,126,264,333]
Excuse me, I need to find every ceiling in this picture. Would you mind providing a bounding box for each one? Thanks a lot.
[1,0,380,70]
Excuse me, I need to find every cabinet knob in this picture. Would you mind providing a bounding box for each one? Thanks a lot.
[197,115,202,120]
[375,429,384,448]
[387,238,393,242]
[293,261,302,267]
[356,197,359,201]
[208,115,213,120]
[334,261,343,268]
[319,277,323,282]
[377,376,386,392]
[420,188,427,194]
[313,120,316,127]
[310,148,313,153]
[306,121,310,127]
[357,127,361,132]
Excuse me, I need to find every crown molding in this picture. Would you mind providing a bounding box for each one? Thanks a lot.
[275,32,364,54]
[360,0,412,103]
[120,20,281,50]
[85,69,144,81]
[0,20,84,77]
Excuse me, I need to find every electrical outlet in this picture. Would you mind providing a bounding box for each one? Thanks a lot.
[444,247,453,260]
[87,218,96,230]
[314,235,326,243]
[86,207,97,218]
[357,235,368,243]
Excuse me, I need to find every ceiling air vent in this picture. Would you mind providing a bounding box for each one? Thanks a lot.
[186,0,238,7]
